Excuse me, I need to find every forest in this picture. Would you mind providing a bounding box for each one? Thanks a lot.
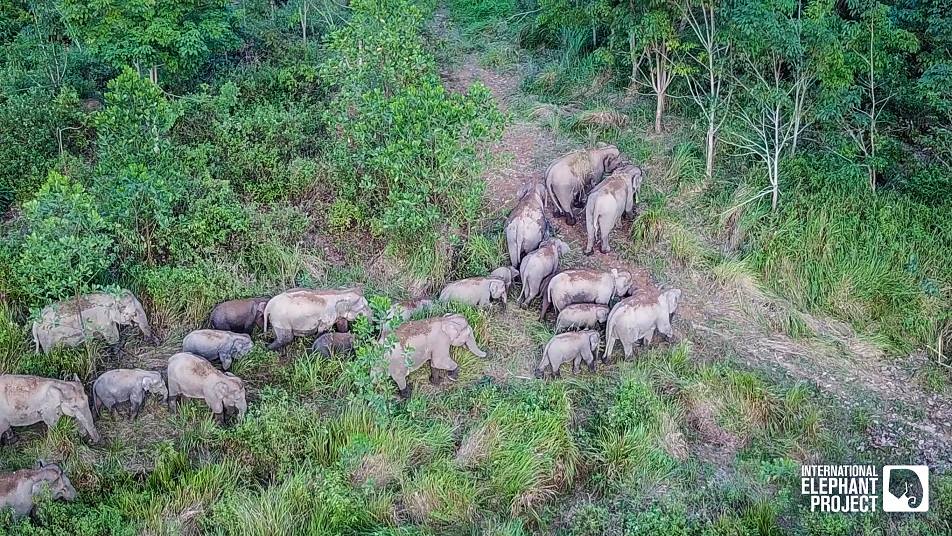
[0,0,949,534]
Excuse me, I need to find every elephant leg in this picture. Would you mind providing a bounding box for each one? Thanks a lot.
[130,392,145,420]
[102,323,121,345]
[429,366,444,385]
[572,354,581,374]
[0,421,10,445]
[40,407,61,431]
[431,346,460,375]
[599,215,612,254]
[621,338,634,361]
[581,346,596,372]
[268,328,294,351]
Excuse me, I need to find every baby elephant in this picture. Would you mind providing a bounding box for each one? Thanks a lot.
[536,331,601,378]
[167,353,247,423]
[209,297,269,334]
[182,329,253,370]
[555,304,610,332]
[439,277,508,308]
[387,298,434,323]
[0,462,76,518]
[489,266,519,289]
[311,332,355,357]
[93,369,168,419]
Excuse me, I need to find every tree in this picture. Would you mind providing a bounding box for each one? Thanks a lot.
[58,0,238,84]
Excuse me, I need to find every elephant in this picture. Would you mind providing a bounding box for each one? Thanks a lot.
[387,298,434,323]
[519,238,570,305]
[540,268,634,319]
[92,369,168,419]
[555,304,610,332]
[535,330,601,378]
[544,144,622,225]
[32,290,154,354]
[182,329,253,370]
[311,332,355,357]
[505,182,550,268]
[263,288,371,350]
[167,352,247,423]
[603,288,682,362]
[0,375,100,443]
[439,277,508,308]
[489,266,520,289]
[584,164,645,255]
[381,314,486,397]
[208,297,270,334]
[0,462,76,518]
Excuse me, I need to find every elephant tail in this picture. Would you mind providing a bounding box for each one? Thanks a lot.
[31,321,40,354]
[262,299,273,333]
[540,276,554,320]
[603,307,618,361]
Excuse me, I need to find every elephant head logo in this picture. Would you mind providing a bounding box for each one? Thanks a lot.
[883,465,929,512]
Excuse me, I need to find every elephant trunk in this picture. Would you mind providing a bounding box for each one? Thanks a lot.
[77,406,101,443]
[133,305,154,343]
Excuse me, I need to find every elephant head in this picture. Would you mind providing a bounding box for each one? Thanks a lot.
[596,144,622,174]
[142,372,168,401]
[252,299,269,329]
[34,463,76,501]
[440,314,486,358]
[114,291,154,342]
[595,307,610,323]
[661,288,682,320]
[610,269,634,298]
[517,182,548,207]
[216,375,247,420]
[337,296,372,324]
[219,335,253,370]
[490,266,519,288]
[52,380,100,443]
[488,278,508,304]
[587,331,601,353]
[551,238,570,256]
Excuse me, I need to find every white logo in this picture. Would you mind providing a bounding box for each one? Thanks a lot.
[882,465,929,512]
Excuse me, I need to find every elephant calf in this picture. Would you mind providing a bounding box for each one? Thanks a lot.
[209,297,269,334]
[584,164,644,255]
[536,331,601,378]
[505,182,549,268]
[489,266,520,289]
[604,288,682,362]
[167,353,247,423]
[387,299,434,323]
[519,239,569,305]
[541,268,634,319]
[555,304,610,332]
[182,329,253,370]
[0,463,76,518]
[545,144,621,225]
[0,375,100,443]
[311,332,355,357]
[93,369,168,419]
[439,277,508,308]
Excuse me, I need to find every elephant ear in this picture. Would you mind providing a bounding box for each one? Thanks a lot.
[213,381,230,399]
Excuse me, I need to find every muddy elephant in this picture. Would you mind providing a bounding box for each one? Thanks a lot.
[489,266,520,289]
[555,304,610,332]
[536,330,600,378]
[167,352,247,423]
[603,288,682,362]
[311,332,355,357]
[519,238,570,305]
[505,182,550,268]
[381,314,486,397]
[545,144,622,225]
[0,375,100,443]
[387,299,434,324]
[540,268,634,319]
[209,297,269,334]
[182,329,253,370]
[32,290,154,354]
[263,288,371,350]
[584,164,645,255]
[439,277,508,308]
[92,369,167,419]
[0,462,76,518]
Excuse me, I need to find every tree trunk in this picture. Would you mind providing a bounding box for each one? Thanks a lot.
[705,122,715,180]
[654,92,665,134]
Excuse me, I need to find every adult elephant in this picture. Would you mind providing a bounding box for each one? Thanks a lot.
[32,290,154,353]
[584,164,645,255]
[603,288,682,362]
[0,462,76,518]
[263,288,371,350]
[381,314,486,397]
[545,144,622,225]
[505,182,550,268]
[0,375,100,443]
[540,268,634,319]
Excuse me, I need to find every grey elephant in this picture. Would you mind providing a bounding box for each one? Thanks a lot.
[387,298,434,323]
[167,352,247,423]
[32,290,154,353]
[489,266,520,289]
[263,288,371,350]
[584,164,644,255]
[311,332,355,357]
[519,238,570,305]
[92,369,168,419]
[540,268,634,319]
[209,297,270,334]
[544,144,622,225]
[505,182,550,268]
[182,329,253,370]
[536,330,601,378]
[555,304,610,332]
[381,314,486,397]
[0,462,76,518]
[439,277,508,308]
[0,375,100,443]
[603,288,682,362]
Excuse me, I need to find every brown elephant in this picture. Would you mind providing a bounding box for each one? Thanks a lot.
[182,329,253,370]
[604,288,682,362]
[544,144,622,225]
[209,297,269,334]
[540,268,634,319]
[310,332,355,357]
[536,330,601,378]
[519,238,570,306]
[31,290,154,353]
[505,182,550,268]
[167,352,247,423]
[92,369,168,419]
[584,164,644,254]
[439,277,508,308]
[0,375,100,443]
[0,462,76,518]
[263,288,371,350]
[381,314,486,397]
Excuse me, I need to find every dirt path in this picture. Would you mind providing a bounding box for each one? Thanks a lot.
[432,10,952,469]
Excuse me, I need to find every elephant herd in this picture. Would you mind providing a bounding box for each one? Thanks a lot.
[0,144,681,517]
